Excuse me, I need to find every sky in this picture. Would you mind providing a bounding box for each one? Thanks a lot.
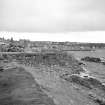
[0,31,105,43]
[0,0,105,32]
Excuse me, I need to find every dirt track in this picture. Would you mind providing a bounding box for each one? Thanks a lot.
[0,63,56,105]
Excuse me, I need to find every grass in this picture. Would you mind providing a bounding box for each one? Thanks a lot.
[0,66,56,105]
[0,51,84,74]
[1,50,105,105]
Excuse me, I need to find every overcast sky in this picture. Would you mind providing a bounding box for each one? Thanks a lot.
[0,0,105,32]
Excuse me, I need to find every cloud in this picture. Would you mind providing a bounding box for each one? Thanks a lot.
[0,0,105,32]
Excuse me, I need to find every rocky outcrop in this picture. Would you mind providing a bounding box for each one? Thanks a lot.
[81,56,105,65]
[81,57,101,63]
[61,68,105,105]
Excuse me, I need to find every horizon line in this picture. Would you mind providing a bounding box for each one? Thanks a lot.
[0,31,105,43]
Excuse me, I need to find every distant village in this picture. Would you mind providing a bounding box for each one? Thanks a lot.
[0,37,105,52]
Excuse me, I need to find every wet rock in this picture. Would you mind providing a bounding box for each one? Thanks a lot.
[81,57,101,63]
[61,72,105,91]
